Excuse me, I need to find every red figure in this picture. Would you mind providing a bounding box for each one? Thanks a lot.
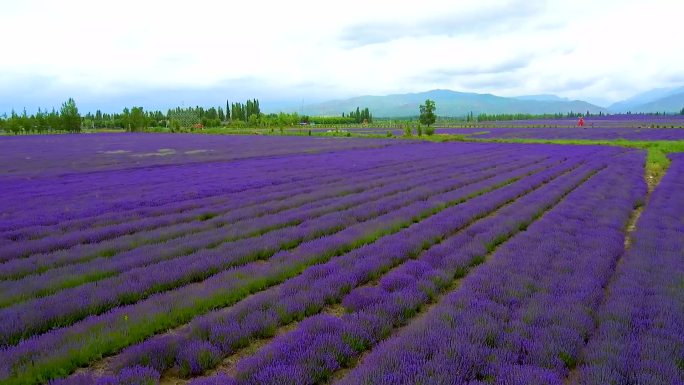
[577,117,585,127]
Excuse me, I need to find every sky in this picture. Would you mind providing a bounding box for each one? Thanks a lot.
[1,0,683,113]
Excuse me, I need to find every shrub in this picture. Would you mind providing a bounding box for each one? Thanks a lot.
[425,126,435,136]
[403,125,412,137]
[177,341,221,377]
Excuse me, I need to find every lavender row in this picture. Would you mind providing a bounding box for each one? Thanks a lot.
[0,149,553,384]
[0,145,455,260]
[223,157,597,385]
[0,153,544,345]
[0,151,513,307]
[0,153,482,279]
[0,133,399,179]
[471,114,684,126]
[1,144,449,244]
[0,149,491,280]
[0,136,404,233]
[2,142,512,260]
[335,151,645,385]
[0,159,371,243]
[576,153,684,385]
[437,126,684,140]
[100,156,586,382]
[0,157,332,240]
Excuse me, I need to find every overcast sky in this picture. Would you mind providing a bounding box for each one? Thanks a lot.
[1,0,683,112]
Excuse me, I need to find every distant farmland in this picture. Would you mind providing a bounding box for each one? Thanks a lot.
[0,134,681,385]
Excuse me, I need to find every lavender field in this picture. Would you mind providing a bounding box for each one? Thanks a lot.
[436,126,684,141]
[0,134,681,385]
[433,112,684,141]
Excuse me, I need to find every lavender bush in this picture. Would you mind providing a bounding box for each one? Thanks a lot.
[575,153,684,385]
[335,151,645,384]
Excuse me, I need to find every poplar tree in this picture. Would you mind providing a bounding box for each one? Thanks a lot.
[60,98,81,132]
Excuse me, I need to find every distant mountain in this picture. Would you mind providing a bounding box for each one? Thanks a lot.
[300,89,606,118]
[609,86,684,113]
[513,94,570,102]
[623,91,684,113]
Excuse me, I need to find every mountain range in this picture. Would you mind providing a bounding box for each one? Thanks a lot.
[299,88,684,117]
[607,86,684,113]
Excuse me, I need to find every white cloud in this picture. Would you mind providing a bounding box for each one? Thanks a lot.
[1,0,683,110]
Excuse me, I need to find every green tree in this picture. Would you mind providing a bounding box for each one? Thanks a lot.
[424,125,435,135]
[60,98,81,132]
[247,113,259,126]
[129,107,147,131]
[205,107,218,120]
[121,107,131,130]
[419,99,436,128]
[403,123,412,137]
[6,118,21,135]
[680,106,684,115]
[47,108,61,130]
[19,108,32,132]
[35,108,47,133]
[6,110,21,134]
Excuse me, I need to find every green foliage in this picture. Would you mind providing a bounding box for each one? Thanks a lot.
[5,113,21,134]
[60,98,81,132]
[231,99,261,122]
[419,99,436,127]
[168,108,201,129]
[347,106,372,123]
[425,125,435,136]
[204,107,218,120]
[1,97,380,134]
[301,115,355,125]
[1,103,73,134]
[247,114,259,126]
[170,119,181,132]
[417,124,423,137]
[200,117,221,128]
[128,107,147,132]
[403,124,412,137]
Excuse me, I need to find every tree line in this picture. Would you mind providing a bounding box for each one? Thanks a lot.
[342,107,373,124]
[0,98,81,134]
[0,98,377,134]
